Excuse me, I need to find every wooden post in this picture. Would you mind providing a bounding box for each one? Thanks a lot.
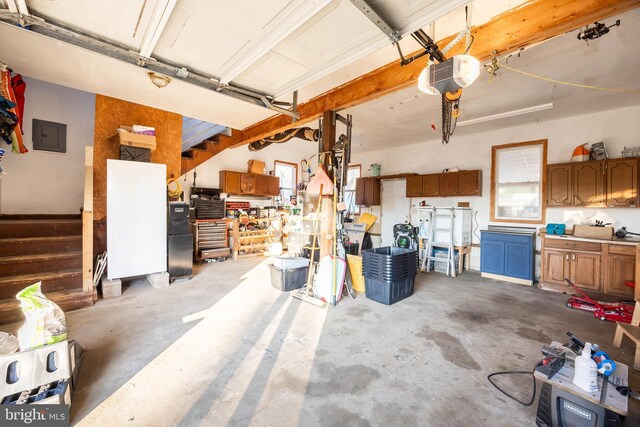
[82,146,94,296]
[321,110,336,174]
[319,111,336,259]
[636,244,640,303]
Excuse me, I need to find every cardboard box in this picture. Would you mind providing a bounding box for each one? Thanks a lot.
[572,225,614,240]
[248,160,265,174]
[110,125,156,152]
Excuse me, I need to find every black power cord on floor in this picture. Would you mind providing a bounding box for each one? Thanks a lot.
[487,360,545,406]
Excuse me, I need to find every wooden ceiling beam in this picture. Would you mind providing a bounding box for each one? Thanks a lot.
[231,0,639,148]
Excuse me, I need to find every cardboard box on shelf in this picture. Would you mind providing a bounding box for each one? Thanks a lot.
[248,160,265,174]
[109,125,156,151]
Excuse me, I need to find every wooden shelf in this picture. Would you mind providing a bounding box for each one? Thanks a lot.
[238,229,275,235]
[230,217,282,261]
[239,243,270,250]
[237,252,267,259]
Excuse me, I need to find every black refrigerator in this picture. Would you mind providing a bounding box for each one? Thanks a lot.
[168,202,193,279]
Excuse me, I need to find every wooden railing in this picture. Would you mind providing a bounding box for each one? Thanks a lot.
[82,146,94,295]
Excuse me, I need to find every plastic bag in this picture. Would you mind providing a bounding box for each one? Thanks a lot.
[16,282,67,351]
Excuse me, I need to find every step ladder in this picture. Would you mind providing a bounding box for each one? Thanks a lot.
[421,208,456,277]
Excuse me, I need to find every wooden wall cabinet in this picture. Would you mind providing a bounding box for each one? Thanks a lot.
[422,174,439,196]
[220,171,280,196]
[573,161,604,206]
[439,172,458,196]
[255,175,269,195]
[406,175,422,197]
[267,176,280,195]
[356,177,381,206]
[606,158,638,207]
[405,170,481,198]
[221,171,242,194]
[241,173,256,194]
[547,164,572,206]
[547,158,638,207]
[458,170,482,196]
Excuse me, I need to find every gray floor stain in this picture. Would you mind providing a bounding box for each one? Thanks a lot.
[316,403,371,427]
[492,293,518,305]
[345,305,371,318]
[415,325,482,371]
[448,308,491,325]
[372,401,419,426]
[315,348,329,357]
[307,363,380,396]
[516,326,551,343]
[271,370,307,393]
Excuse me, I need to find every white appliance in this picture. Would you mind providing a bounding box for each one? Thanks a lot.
[107,160,167,279]
[414,207,472,246]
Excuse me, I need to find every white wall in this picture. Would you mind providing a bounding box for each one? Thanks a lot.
[351,105,640,273]
[181,139,318,204]
[0,77,95,214]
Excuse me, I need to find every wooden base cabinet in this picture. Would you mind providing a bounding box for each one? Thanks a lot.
[541,249,601,290]
[542,249,570,286]
[572,252,601,291]
[541,237,635,298]
[604,244,636,298]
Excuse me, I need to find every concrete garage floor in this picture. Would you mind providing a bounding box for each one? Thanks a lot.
[4,258,639,426]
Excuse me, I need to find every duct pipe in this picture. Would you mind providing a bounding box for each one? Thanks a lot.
[249,127,319,151]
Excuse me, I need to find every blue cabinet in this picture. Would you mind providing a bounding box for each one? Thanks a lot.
[480,230,535,284]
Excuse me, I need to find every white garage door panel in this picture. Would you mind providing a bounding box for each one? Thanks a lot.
[272,0,377,66]
[107,160,167,280]
[153,8,251,75]
[232,52,311,93]
[28,0,157,49]
[293,3,377,59]
[0,25,273,129]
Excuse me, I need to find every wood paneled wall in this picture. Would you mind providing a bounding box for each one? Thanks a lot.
[93,95,182,220]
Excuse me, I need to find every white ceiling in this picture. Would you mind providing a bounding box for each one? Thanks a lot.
[0,0,523,128]
[345,7,640,153]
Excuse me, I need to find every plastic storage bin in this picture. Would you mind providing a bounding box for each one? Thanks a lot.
[273,256,310,269]
[364,276,415,305]
[362,247,418,281]
[268,264,308,291]
[431,248,459,274]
